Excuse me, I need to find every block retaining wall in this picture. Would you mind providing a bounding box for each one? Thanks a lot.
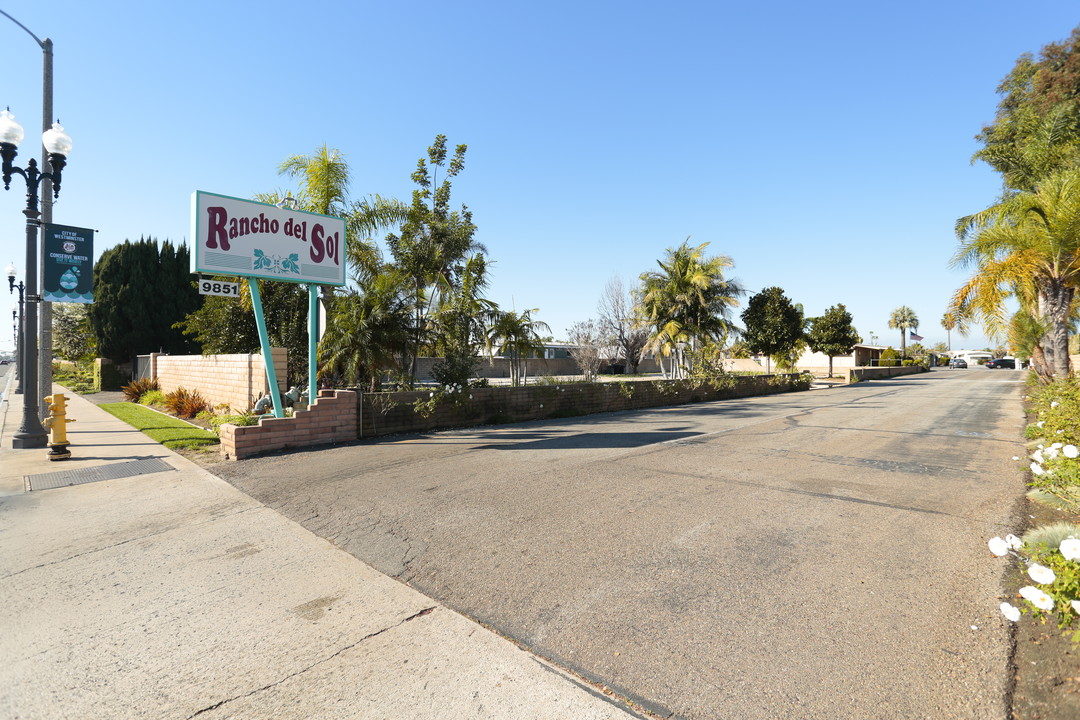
[359,374,810,438]
[847,365,926,382]
[150,350,288,413]
[219,389,357,460]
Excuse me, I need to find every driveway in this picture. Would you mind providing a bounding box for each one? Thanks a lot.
[214,370,1026,719]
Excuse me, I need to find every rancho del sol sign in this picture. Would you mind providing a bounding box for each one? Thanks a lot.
[190,191,346,286]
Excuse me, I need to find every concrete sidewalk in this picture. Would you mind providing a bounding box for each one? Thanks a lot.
[0,376,638,719]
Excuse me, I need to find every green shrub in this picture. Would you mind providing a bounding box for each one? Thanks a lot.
[879,348,900,367]
[122,377,159,402]
[139,389,166,406]
[209,413,260,436]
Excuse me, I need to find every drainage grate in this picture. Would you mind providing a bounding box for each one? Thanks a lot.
[26,457,176,491]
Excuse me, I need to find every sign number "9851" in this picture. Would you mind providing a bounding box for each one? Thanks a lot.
[199,280,240,297]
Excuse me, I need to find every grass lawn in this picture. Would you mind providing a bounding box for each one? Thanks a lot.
[100,402,219,451]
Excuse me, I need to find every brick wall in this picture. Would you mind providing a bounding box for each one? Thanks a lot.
[151,349,288,413]
[219,389,356,460]
[358,374,809,438]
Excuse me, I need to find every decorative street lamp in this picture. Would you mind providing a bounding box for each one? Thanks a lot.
[0,109,71,448]
[7,264,25,395]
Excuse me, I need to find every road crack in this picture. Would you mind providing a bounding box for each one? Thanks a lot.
[185,605,437,718]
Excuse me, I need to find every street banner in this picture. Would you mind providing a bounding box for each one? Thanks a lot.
[42,223,94,303]
[190,191,346,286]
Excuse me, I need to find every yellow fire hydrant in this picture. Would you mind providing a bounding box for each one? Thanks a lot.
[43,392,74,461]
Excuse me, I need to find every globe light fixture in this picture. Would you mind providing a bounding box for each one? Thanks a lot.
[1,109,71,448]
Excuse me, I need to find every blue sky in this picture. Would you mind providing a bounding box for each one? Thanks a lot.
[1,0,1077,355]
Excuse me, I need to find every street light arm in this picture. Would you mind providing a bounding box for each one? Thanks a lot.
[0,9,45,48]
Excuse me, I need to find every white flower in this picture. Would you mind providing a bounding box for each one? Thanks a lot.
[988,537,1010,556]
[1066,445,1079,459]
[429,391,434,397]
[1072,599,1080,615]
[1051,401,1059,408]
[1060,538,1080,561]
[1053,443,1064,449]
[1019,586,1054,611]
[1045,446,1060,460]
[1028,564,1056,584]
[1006,534,1023,549]
[1058,430,1065,434]
[1030,462,1045,476]
[1032,450,1045,464]
[1000,602,1021,622]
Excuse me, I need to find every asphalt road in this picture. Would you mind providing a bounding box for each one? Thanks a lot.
[215,369,1027,719]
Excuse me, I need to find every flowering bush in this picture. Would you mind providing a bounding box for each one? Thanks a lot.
[1023,376,1080,444]
[989,526,1080,641]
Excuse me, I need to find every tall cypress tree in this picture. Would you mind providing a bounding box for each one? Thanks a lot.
[88,237,201,362]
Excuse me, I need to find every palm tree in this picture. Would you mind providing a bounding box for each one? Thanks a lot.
[940,312,957,351]
[950,168,1080,377]
[484,309,551,387]
[639,239,744,378]
[888,306,919,359]
[272,145,409,283]
[318,268,411,391]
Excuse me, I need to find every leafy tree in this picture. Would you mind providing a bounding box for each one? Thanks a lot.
[484,309,550,387]
[639,239,744,378]
[52,302,95,361]
[888,306,919,359]
[428,255,494,388]
[598,276,648,374]
[88,238,200,362]
[772,303,811,372]
[386,135,486,385]
[741,287,803,374]
[806,303,860,377]
[973,27,1080,194]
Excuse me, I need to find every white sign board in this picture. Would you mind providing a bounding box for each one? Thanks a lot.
[190,191,346,286]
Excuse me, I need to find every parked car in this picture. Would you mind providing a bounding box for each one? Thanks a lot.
[985,357,1016,369]
[949,358,968,369]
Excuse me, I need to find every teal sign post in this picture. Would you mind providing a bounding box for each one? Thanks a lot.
[42,223,94,303]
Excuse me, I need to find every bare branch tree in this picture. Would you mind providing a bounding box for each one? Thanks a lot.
[598,276,648,374]
[566,319,603,382]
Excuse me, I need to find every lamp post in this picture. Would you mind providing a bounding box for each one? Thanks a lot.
[0,109,71,448]
[7,264,25,394]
